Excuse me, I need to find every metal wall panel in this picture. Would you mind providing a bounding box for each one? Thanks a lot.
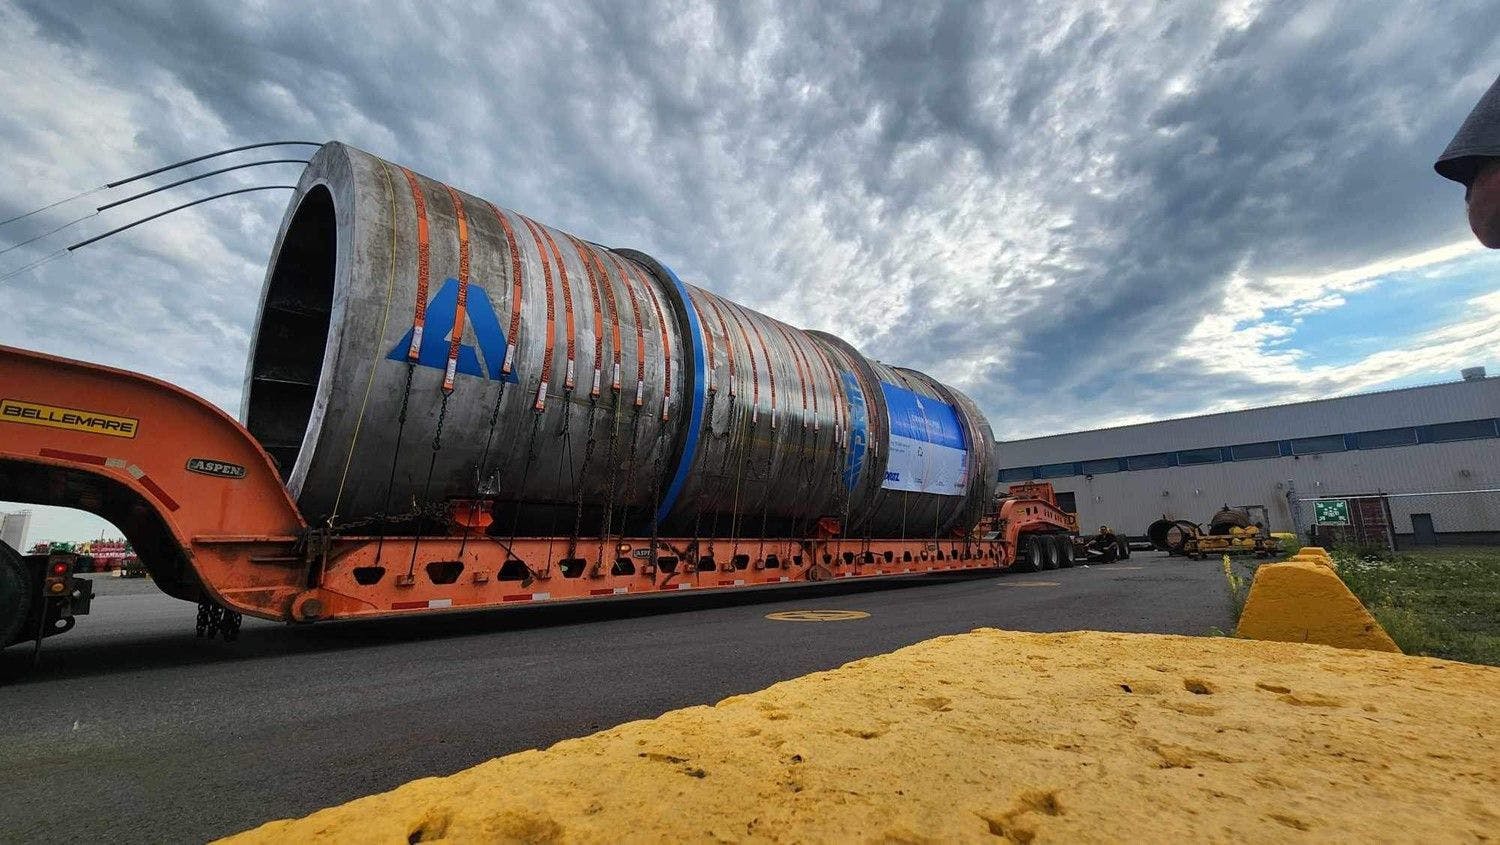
[999,377,1500,467]
[1047,439,1498,535]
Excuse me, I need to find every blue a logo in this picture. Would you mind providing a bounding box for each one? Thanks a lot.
[387,278,517,382]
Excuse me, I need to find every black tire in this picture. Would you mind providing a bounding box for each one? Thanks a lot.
[1208,508,1251,535]
[1117,539,1131,560]
[1040,536,1060,570]
[1,542,33,648]
[1146,519,1176,551]
[1014,537,1045,573]
[1055,536,1075,568]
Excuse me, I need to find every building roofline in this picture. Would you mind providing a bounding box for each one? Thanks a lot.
[997,373,1498,446]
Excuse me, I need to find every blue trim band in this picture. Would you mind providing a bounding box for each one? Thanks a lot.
[647,258,707,525]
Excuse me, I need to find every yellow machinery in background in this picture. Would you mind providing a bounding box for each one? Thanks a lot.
[1146,506,1284,560]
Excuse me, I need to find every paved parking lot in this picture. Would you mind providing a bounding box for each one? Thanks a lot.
[1,553,1228,843]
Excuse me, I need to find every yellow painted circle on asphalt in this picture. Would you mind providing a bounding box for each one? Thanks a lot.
[765,610,871,622]
[1003,581,1060,588]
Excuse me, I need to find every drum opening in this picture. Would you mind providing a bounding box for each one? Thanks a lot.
[245,185,336,476]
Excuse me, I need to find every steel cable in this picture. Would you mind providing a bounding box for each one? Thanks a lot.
[1,141,319,231]
[67,186,296,251]
[96,159,308,213]
[0,211,96,257]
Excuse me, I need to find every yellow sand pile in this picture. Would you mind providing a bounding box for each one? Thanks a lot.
[227,630,1499,843]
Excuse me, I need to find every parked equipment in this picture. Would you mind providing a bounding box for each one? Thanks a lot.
[1,142,1078,648]
[1146,505,1282,560]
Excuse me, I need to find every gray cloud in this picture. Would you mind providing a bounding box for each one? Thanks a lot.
[1,0,1497,452]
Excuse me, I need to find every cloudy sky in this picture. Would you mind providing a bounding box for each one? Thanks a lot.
[1,0,1496,541]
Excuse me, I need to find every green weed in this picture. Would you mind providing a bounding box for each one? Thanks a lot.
[1335,547,1500,666]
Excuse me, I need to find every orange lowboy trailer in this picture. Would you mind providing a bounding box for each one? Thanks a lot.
[0,344,1077,646]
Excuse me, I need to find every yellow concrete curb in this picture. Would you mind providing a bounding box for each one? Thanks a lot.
[224,630,1498,843]
[1287,552,1336,570]
[1236,561,1398,652]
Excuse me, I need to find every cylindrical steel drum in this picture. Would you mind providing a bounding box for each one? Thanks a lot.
[243,142,995,538]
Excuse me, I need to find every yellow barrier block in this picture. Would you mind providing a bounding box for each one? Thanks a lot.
[225,629,1499,843]
[1288,552,1336,570]
[1237,562,1398,652]
[1299,546,1333,560]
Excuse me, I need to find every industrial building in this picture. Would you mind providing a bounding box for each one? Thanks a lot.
[996,370,1500,547]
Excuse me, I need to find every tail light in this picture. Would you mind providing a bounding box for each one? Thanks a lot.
[45,554,73,595]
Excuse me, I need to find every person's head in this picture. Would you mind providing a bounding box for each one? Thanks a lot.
[1467,158,1500,248]
[1436,75,1500,248]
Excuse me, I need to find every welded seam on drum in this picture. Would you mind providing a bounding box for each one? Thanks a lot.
[397,166,430,361]
[532,222,577,392]
[567,235,606,397]
[627,261,673,420]
[518,216,557,410]
[723,299,759,420]
[582,244,624,391]
[733,301,778,429]
[697,287,737,397]
[634,257,708,525]
[806,337,845,448]
[604,251,647,406]
[483,202,524,376]
[441,184,469,393]
[688,288,715,394]
[770,320,812,429]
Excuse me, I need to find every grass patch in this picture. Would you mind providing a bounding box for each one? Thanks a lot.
[1335,546,1500,666]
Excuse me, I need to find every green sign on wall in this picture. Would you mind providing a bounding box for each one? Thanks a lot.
[1314,499,1350,525]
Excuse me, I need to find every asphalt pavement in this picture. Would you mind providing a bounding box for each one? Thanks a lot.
[1,553,1230,843]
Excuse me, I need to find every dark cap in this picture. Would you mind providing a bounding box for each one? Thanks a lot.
[1436,74,1500,187]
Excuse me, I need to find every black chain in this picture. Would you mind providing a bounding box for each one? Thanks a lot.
[457,379,508,557]
[594,391,625,574]
[648,420,667,573]
[406,391,451,579]
[727,397,750,561]
[324,501,454,535]
[543,396,577,573]
[372,363,417,564]
[506,411,545,556]
[755,424,775,561]
[570,397,600,558]
[615,407,645,543]
[787,422,812,541]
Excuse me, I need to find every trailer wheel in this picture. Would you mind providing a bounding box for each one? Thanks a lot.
[1014,537,1045,573]
[1055,536,1075,568]
[1,542,32,648]
[1040,536,1060,570]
